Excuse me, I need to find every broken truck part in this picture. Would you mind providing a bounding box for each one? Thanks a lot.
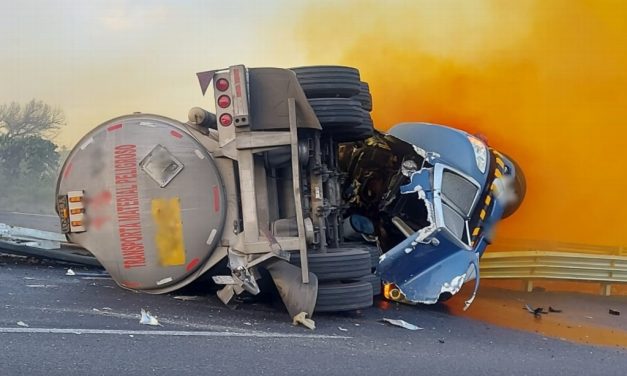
[53,64,524,318]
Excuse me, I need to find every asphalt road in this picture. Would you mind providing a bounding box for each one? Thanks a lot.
[1,212,626,376]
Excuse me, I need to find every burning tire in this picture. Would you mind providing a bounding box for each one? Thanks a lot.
[291,65,361,98]
[314,281,373,312]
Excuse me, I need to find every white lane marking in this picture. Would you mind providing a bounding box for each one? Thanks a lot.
[0,327,350,339]
[7,212,56,218]
[80,137,94,150]
[206,228,217,245]
[156,277,173,285]
[194,149,205,159]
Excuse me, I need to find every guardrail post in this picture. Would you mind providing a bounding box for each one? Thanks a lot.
[524,280,533,292]
[600,283,612,296]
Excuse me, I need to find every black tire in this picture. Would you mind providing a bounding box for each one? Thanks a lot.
[339,243,381,268]
[315,281,373,312]
[291,66,361,98]
[350,273,382,296]
[308,98,365,129]
[353,82,373,111]
[289,247,371,282]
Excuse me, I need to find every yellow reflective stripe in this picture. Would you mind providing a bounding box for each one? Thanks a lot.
[485,195,492,206]
[480,209,486,220]
[472,227,481,236]
[494,169,503,178]
[151,197,186,266]
[495,157,505,169]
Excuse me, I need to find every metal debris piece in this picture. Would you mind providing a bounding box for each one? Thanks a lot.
[338,327,348,332]
[548,306,562,313]
[292,312,316,330]
[609,309,620,316]
[524,304,547,318]
[173,295,200,301]
[139,309,161,326]
[66,268,76,276]
[16,321,29,327]
[382,318,423,330]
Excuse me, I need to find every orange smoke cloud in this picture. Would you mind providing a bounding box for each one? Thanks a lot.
[295,0,627,248]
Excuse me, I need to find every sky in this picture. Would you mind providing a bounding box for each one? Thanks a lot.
[2,0,627,248]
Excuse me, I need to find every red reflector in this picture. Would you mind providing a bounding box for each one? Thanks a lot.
[217,95,231,108]
[219,113,233,126]
[215,78,229,91]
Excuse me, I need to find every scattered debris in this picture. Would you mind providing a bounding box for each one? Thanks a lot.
[609,309,620,316]
[101,307,112,311]
[16,321,28,327]
[173,295,200,301]
[66,268,76,276]
[382,318,423,330]
[243,322,252,326]
[26,284,57,288]
[584,316,593,319]
[524,304,547,318]
[548,306,562,313]
[338,327,348,332]
[139,309,161,326]
[438,339,445,344]
[292,312,316,330]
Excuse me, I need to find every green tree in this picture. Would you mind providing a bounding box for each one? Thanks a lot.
[0,100,65,213]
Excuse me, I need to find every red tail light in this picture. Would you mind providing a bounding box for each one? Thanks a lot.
[219,113,233,126]
[215,78,229,91]
[217,95,231,108]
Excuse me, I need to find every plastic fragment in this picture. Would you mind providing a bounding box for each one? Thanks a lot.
[66,269,76,276]
[382,318,423,330]
[338,327,348,332]
[292,312,316,330]
[16,321,28,327]
[139,309,161,326]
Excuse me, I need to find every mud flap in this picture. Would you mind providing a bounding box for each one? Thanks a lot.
[266,259,318,318]
[377,231,480,306]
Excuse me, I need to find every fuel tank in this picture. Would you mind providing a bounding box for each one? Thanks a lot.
[56,114,227,291]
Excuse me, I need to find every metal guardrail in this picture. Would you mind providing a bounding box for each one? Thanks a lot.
[481,250,627,295]
[0,223,100,266]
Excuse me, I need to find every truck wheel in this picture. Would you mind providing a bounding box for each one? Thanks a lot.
[308,98,365,129]
[291,66,361,98]
[352,82,373,111]
[338,243,381,268]
[348,273,382,296]
[289,247,371,282]
[315,281,373,312]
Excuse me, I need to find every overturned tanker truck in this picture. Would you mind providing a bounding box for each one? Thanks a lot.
[55,65,525,319]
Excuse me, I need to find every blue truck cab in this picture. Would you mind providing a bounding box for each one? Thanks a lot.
[341,122,525,307]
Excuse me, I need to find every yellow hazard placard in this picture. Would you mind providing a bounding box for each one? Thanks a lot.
[151,197,186,266]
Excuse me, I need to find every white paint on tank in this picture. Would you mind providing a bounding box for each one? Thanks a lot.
[79,137,94,150]
[156,277,173,285]
[206,228,217,245]
[194,149,205,160]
